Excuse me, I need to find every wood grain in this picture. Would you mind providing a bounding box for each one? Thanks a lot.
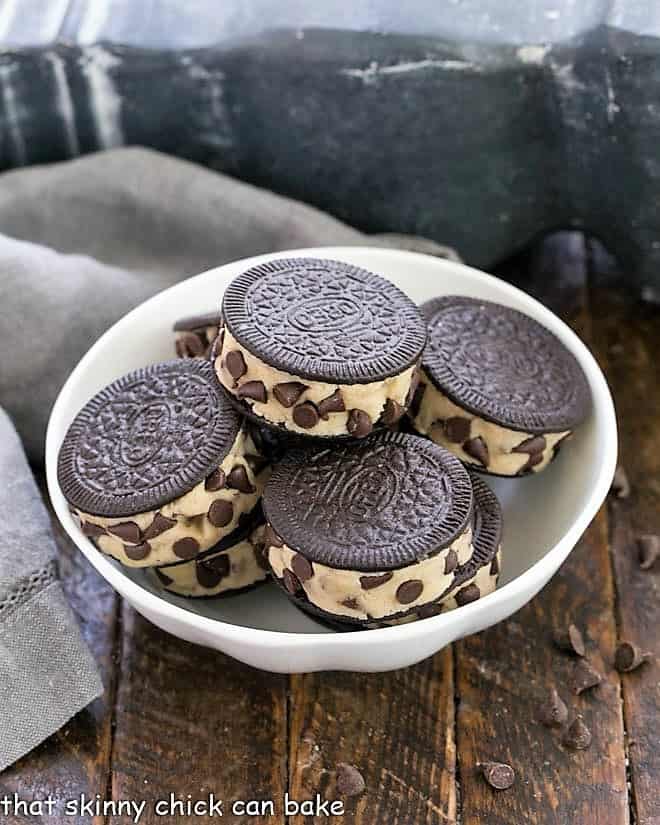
[108,604,287,824]
[288,647,456,824]
[589,289,660,825]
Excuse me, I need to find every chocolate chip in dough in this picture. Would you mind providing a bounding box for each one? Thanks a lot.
[292,402,319,429]
[341,597,359,610]
[520,450,544,473]
[638,534,660,570]
[610,465,631,499]
[125,542,151,561]
[106,521,142,544]
[538,687,569,728]
[227,465,255,493]
[359,572,393,590]
[236,380,267,403]
[282,568,302,594]
[262,524,284,548]
[463,436,489,467]
[196,553,230,588]
[563,716,592,750]
[347,409,373,438]
[225,350,247,383]
[143,512,178,540]
[444,417,471,443]
[173,537,200,560]
[208,499,234,527]
[396,579,423,604]
[380,399,405,427]
[480,762,515,790]
[570,659,602,694]
[81,521,106,539]
[336,764,366,797]
[614,641,653,673]
[455,583,481,606]
[273,381,308,407]
[553,623,585,657]
[291,553,314,582]
[444,548,458,574]
[513,435,547,454]
[204,468,226,492]
[417,601,443,619]
[317,389,346,419]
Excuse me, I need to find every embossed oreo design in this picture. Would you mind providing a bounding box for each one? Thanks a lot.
[223,258,426,383]
[263,431,472,571]
[421,296,591,432]
[58,360,241,517]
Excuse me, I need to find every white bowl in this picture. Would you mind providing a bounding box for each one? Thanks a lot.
[46,247,617,673]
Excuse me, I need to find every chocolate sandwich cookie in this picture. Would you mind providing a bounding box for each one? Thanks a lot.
[411,296,591,476]
[216,258,426,438]
[173,311,221,358]
[58,359,268,568]
[262,431,477,626]
[152,514,269,598]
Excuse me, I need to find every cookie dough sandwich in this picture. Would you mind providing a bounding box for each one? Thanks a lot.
[58,359,267,568]
[215,258,426,438]
[411,296,591,476]
[262,431,479,628]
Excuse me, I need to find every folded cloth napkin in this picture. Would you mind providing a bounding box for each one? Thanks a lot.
[0,146,456,771]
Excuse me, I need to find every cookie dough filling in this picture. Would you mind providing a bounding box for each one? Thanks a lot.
[73,427,268,568]
[268,526,474,622]
[412,373,570,475]
[153,523,269,597]
[216,328,417,437]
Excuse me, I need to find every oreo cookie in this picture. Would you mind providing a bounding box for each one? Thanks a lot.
[262,431,478,625]
[173,311,222,359]
[58,359,267,568]
[215,258,426,438]
[411,296,591,476]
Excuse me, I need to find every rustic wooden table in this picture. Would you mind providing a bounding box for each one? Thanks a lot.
[2,241,658,825]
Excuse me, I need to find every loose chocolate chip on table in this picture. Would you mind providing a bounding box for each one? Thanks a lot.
[444,416,471,443]
[336,763,366,797]
[614,641,652,673]
[291,553,314,582]
[292,401,319,429]
[273,381,308,407]
[539,687,569,728]
[227,465,256,493]
[204,468,226,492]
[638,534,660,570]
[317,389,346,419]
[380,398,405,427]
[610,465,631,499]
[196,554,230,588]
[347,409,373,438]
[224,350,247,383]
[81,521,106,539]
[173,536,200,560]
[244,453,270,476]
[176,331,205,358]
[570,659,603,695]
[455,583,481,606]
[463,436,489,467]
[444,548,458,574]
[553,623,585,657]
[563,716,592,750]
[154,569,173,587]
[282,568,302,594]
[208,499,234,528]
[396,579,424,605]
[125,542,151,561]
[106,521,142,544]
[142,512,178,540]
[262,524,284,548]
[513,434,547,454]
[359,572,393,590]
[480,762,515,790]
[236,380,268,403]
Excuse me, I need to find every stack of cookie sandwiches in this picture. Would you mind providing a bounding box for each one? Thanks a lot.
[59,256,591,629]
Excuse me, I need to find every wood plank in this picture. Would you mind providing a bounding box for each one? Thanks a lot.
[288,647,456,825]
[589,289,660,825]
[108,603,287,825]
[0,484,118,825]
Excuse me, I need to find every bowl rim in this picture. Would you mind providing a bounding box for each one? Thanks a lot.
[45,246,618,649]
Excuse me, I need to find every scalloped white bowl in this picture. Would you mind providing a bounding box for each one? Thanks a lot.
[46,247,617,673]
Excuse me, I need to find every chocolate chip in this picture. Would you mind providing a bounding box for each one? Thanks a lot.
[359,572,393,590]
[154,569,173,587]
[341,597,359,610]
[237,380,267,403]
[444,548,458,574]
[272,381,308,407]
[254,544,271,571]
[263,524,284,548]
[380,399,405,427]
[455,583,481,606]
[520,451,544,473]
[293,402,319,429]
[490,556,500,576]
[227,465,255,493]
[610,465,631,499]
[638,534,659,570]
[444,417,471,443]
[539,687,568,728]
[283,568,302,594]
[347,409,373,438]
[142,513,177,541]
[480,762,515,790]
[196,553,230,588]
[173,537,200,560]
[553,623,585,657]
[244,453,270,476]
[224,350,247,383]
[204,468,226,492]
[291,553,314,582]
[176,331,205,358]
[106,521,142,544]
[563,716,592,750]
[570,659,602,694]
[409,381,426,417]
[463,436,489,467]
[125,542,151,561]
[208,499,234,527]
[614,641,652,673]
[513,435,547,454]
[336,763,366,797]
[396,579,423,604]
[417,601,443,619]
[81,521,106,539]
[314,389,345,419]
